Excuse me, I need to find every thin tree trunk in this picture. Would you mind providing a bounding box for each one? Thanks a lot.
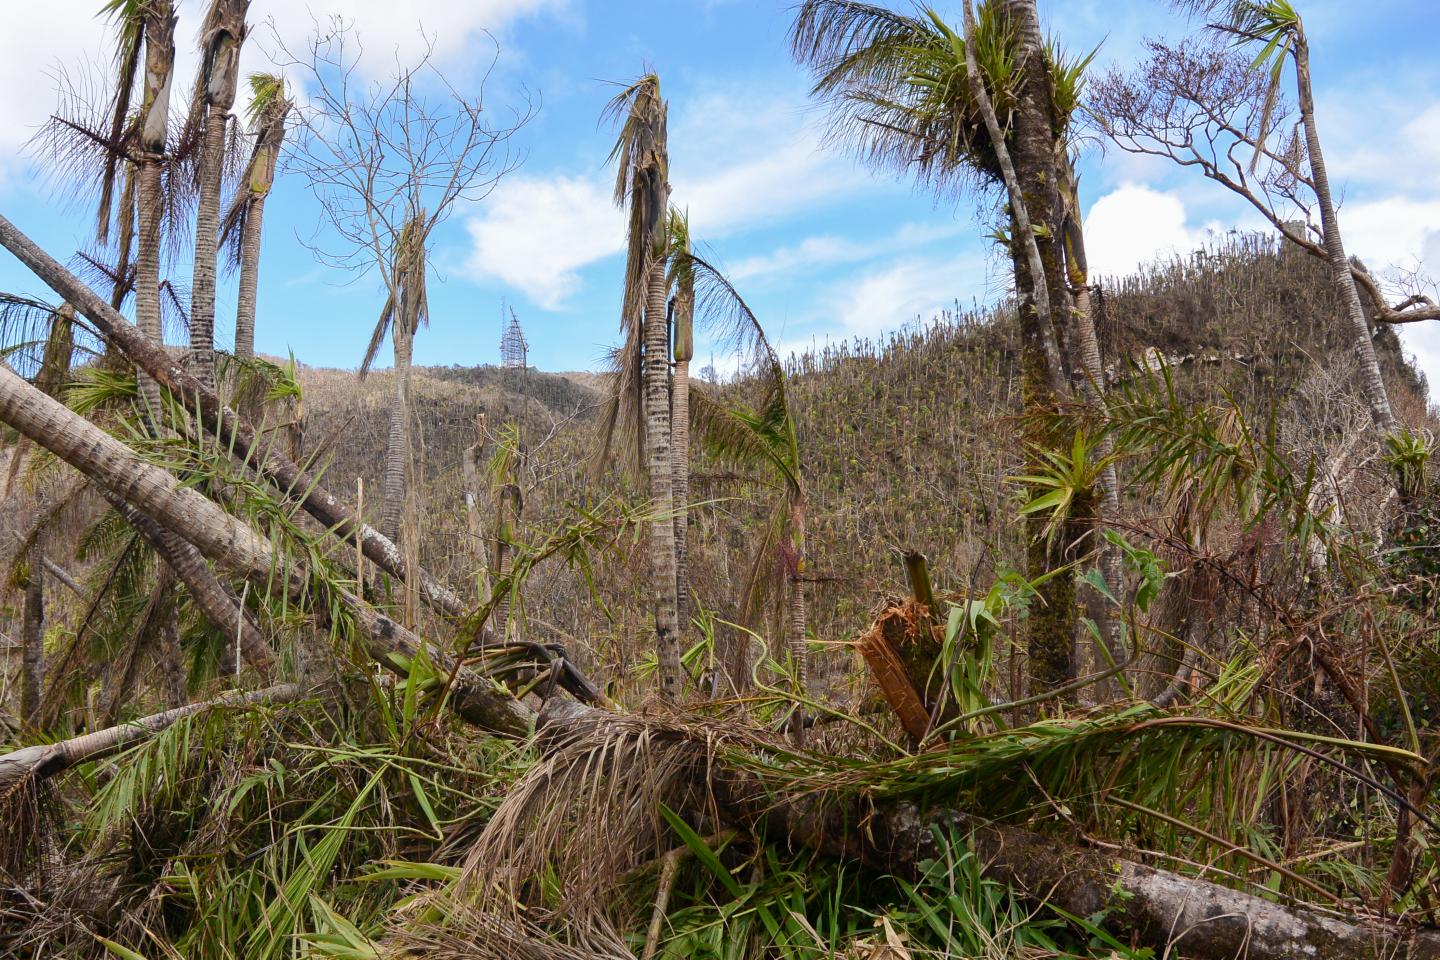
[786,493,808,744]
[1059,157,1126,694]
[20,542,44,727]
[672,294,693,627]
[1294,33,1396,437]
[189,110,226,389]
[0,213,479,634]
[493,484,521,641]
[157,609,186,706]
[380,318,412,542]
[135,2,175,419]
[672,357,691,625]
[972,0,1076,698]
[105,492,275,677]
[135,162,166,420]
[644,257,683,700]
[233,192,265,359]
[0,681,304,791]
[0,360,534,734]
[189,0,248,389]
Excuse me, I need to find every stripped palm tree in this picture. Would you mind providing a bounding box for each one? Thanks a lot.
[99,0,177,418]
[360,212,429,543]
[600,74,682,700]
[1175,0,1396,439]
[221,73,290,361]
[792,0,1106,698]
[667,209,696,625]
[186,0,250,389]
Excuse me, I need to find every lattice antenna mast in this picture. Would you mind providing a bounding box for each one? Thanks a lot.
[500,306,528,369]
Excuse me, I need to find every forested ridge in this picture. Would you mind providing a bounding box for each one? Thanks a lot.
[3,2,1440,958]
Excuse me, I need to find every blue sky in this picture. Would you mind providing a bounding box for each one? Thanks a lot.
[1,0,1437,387]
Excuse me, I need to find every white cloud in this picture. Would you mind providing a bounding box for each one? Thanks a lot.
[464,174,621,309]
[0,0,564,183]
[0,2,109,173]
[461,89,870,308]
[771,252,989,360]
[1083,183,1215,280]
[729,222,964,282]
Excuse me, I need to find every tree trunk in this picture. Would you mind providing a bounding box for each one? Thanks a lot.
[0,681,303,791]
[233,192,266,360]
[189,108,226,389]
[135,2,175,419]
[974,0,1076,698]
[134,162,166,420]
[644,257,682,700]
[493,483,521,641]
[19,542,44,727]
[189,0,248,389]
[786,493,808,744]
[672,296,693,627]
[1294,33,1396,438]
[0,213,473,633]
[0,360,534,735]
[380,317,413,542]
[105,492,275,678]
[1059,157,1126,695]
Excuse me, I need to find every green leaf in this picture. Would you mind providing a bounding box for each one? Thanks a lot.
[659,803,742,898]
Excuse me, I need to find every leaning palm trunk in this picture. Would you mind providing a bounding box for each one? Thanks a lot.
[0,681,304,791]
[1059,157,1126,692]
[188,0,250,389]
[970,0,1076,697]
[0,361,532,735]
[1293,32,1396,437]
[105,493,275,677]
[380,317,413,542]
[0,212,474,633]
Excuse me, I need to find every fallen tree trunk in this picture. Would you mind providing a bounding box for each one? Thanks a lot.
[0,214,459,620]
[0,212,601,705]
[0,682,304,792]
[104,493,277,678]
[534,700,1440,960]
[0,360,531,739]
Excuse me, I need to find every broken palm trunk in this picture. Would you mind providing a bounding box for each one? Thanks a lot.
[854,554,954,743]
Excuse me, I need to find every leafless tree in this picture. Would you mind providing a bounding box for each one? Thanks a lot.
[277,20,534,538]
[1090,38,1440,330]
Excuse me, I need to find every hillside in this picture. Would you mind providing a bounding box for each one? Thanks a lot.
[296,233,1433,697]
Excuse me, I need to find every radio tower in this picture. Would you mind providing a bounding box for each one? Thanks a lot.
[500,306,528,370]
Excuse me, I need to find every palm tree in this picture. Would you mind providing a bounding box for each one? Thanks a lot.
[222,73,290,361]
[602,74,682,700]
[1178,0,1396,437]
[361,212,429,543]
[791,0,1093,696]
[98,0,176,418]
[187,0,251,389]
[667,209,695,625]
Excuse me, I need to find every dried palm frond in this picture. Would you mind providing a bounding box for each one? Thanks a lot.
[418,707,766,953]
